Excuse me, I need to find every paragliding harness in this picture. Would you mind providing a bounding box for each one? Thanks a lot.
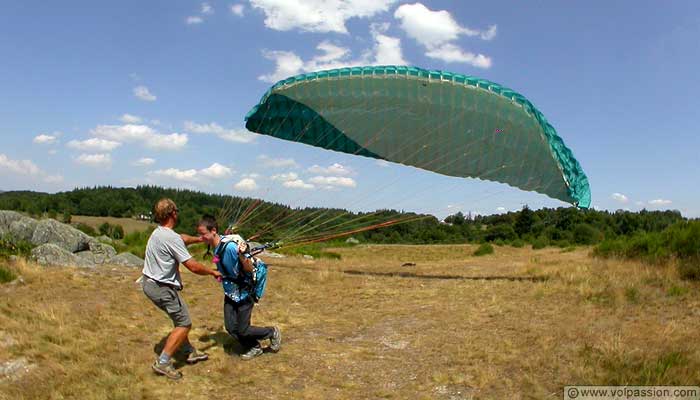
[213,235,275,303]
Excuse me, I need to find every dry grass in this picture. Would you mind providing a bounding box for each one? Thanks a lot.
[1,244,699,399]
[71,216,154,235]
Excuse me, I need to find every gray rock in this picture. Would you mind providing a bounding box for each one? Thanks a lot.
[345,237,360,244]
[8,217,38,242]
[302,254,314,260]
[31,219,93,253]
[262,251,285,258]
[0,357,33,381]
[0,331,17,349]
[0,210,26,236]
[108,252,144,268]
[96,235,114,244]
[79,240,118,264]
[31,243,92,268]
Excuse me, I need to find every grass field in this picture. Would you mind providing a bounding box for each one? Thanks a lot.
[71,215,154,235]
[1,244,699,399]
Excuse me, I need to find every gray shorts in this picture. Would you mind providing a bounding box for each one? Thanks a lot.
[142,276,192,327]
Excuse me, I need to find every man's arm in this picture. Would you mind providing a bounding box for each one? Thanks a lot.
[182,258,221,278]
[180,234,205,246]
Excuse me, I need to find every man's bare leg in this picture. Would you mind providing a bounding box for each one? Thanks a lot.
[163,326,190,357]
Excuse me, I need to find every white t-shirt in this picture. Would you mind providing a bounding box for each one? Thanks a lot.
[142,226,192,288]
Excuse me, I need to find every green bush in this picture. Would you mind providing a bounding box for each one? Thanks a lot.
[473,243,494,256]
[532,237,548,250]
[75,223,97,236]
[0,264,18,284]
[510,239,525,248]
[573,223,603,245]
[0,235,34,259]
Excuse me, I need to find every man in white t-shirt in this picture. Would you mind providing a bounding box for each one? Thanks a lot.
[142,198,221,380]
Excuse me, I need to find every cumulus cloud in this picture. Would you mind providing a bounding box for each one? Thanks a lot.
[92,124,188,150]
[258,155,299,168]
[375,159,390,167]
[184,121,255,143]
[394,3,494,67]
[307,163,353,176]
[149,163,232,182]
[649,199,672,206]
[67,138,122,152]
[496,206,506,212]
[0,153,63,183]
[611,192,629,204]
[133,86,157,101]
[250,0,397,33]
[33,134,58,145]
[120,113,142,123]
[75,153,112,168]
[230,3,245,16]
[270,172,314,189]
[133,157,156,167]
[201,2,213,14]
[259,25,407,82]
[309,176,357,188]
[234,178,258,191]
[186,16,204,24]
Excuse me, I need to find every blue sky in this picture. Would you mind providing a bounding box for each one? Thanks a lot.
[1,1,698,218]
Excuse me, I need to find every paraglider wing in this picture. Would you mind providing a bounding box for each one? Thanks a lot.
[245,66,591,208]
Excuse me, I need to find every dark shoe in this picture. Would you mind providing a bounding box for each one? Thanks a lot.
[152,360,182,380]
[240,346,263,361]
[269,327,282,353]
[186,348,209,364]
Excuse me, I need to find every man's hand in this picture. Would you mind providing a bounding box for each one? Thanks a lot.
[183,258,222,278]
[180,233,205,246]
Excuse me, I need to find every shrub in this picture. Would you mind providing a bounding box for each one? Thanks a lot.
[532,237,548,250]
[510,239,525,248]
[573,223,603,245]
[0,264,18,283]
[76,223,97,236]
[0,235,34,259]
[473,243,494,256]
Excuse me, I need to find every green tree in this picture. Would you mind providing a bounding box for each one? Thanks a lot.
[514,205,534,237]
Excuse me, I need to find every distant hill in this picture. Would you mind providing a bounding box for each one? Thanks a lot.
[0,186,690,247]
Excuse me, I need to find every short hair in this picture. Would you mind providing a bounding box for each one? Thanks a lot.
[154,198,177,223]
[197,214,218,232]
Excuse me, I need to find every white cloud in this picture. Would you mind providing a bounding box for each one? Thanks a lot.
[120,113,142,123]
[0,153,62,183]
[67,138,122,152]
[234,178,258,191]
[250,0,397,34]
[184,121,255,143]
[309,176,356,188]
[92,124,188,150]
[611,193,629,204]
[496,206,506,212]
[283,179,314,189]
[258,155,299,168]
[199,163,233,179]
[186,16,204,24]
[75,153,112,168]
[425,44,491,68]
[201,2,213,14]
[649,199,672,206]
[133,157,156,167]
[33,134,58,145]
[231,3,245,16]
[259,26,407,82]
[270,171,314,189]
[635,201,645,206]
[133,86,157,101]
[149,163,232,182]
[308,163,353,176]
[394,3,494,67]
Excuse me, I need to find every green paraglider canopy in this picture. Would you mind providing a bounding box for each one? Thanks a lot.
[245,66,591,208]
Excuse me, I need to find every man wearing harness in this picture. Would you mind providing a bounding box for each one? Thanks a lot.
[196,215,281,360]
[142,199,222,380]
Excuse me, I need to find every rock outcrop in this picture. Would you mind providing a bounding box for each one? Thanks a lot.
[0,210,144,268]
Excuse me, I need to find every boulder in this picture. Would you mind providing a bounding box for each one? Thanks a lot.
[108,252,144,268]
[96,235,114,244]
[0,210,26,236]
[345,237,360,244]
[30,219,93,253]
[84,241,118,264]
[31,243,92,268]
[8,217,38,242]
